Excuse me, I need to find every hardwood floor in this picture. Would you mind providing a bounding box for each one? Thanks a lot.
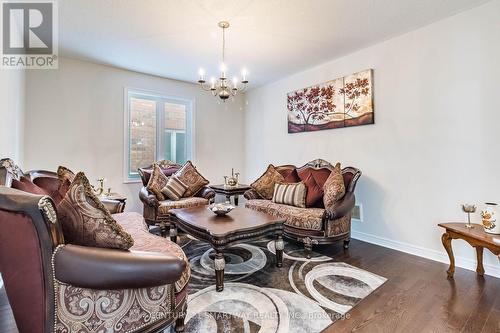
[1,239,499,333]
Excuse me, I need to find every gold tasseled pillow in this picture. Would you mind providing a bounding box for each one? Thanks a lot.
[57,165,76,198]
[57,172,134,250]
[251,164,285,200]
[146,163,169,201]
[323,163,346,209]
[174,161,209,197]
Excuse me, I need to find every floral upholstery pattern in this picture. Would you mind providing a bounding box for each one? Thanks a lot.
[57,173,134,250]
[157,197,208,215]
[243,188,263,200]
[174,161,209,198]
[114,212,191,292]
[323,163,346,209]
[245,199,325,231]
[54,279,174,333]
[325,213,351,237]
[146,163,169,201]
[251,165,285,200]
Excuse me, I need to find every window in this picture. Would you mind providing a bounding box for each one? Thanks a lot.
[124,89,193,182]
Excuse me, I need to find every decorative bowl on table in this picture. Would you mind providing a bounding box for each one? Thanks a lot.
[208,202,235,216]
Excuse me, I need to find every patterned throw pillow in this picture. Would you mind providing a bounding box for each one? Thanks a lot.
[272,182,307,208]
[146,163,169,201]
[174,161,209,198]
[57,166,76,198]
[161,176,188,201]
[323,163,346,209]
[57,172,134,250]
[251,165,285,200]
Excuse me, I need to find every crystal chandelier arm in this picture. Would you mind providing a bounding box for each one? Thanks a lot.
[198,81,215,91]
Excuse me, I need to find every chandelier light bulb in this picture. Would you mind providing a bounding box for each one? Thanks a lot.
[198,68,206,83]
[241,69,248,83]
[219,63,227,78]
[210,77,216,89]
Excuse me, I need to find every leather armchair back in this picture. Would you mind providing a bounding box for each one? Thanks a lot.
[138,160,182,186]
[0,187,64,333]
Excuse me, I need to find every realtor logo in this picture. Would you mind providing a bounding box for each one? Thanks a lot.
[1,0,58,69]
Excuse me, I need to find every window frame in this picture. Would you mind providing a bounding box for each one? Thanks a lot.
[123,87,195,183]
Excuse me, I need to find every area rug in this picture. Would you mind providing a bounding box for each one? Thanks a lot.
[177,236,386,333]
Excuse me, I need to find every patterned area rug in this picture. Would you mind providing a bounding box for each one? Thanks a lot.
[177,236,386,333]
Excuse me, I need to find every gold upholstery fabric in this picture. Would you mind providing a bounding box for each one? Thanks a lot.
[323,163,346,209]
[57,173,134,250]
[174,161,209,198]
[146,163,169,201]
[246,199,325,231]
[158,197,208,215]
[251,165,285,200]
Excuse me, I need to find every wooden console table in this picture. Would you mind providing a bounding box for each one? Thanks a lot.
[438,223,500,278]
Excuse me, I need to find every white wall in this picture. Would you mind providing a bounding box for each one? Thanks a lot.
[0,70,25,163]
[244,1,500,277]
[24,57,245,211]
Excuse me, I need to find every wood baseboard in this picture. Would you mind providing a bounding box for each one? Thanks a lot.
[351,230,500,278]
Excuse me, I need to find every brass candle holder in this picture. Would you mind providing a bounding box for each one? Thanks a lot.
[461,204,476,229]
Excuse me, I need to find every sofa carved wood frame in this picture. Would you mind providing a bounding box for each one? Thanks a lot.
[245,159,361,258]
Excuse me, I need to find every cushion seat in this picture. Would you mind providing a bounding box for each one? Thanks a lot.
[245,199,325,231]
[158,197,208,215]
[113,212,190,292]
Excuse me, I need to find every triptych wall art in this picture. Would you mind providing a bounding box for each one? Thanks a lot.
[287,69,374,133]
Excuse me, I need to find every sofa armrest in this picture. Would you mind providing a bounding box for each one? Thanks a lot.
[243,189,262,200]
[325,192,355,220]
[139,186,159,207]
[54,244,186,289]
[195,186,215,201]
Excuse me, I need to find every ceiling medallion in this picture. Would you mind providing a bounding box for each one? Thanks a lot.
[197,21,248,101]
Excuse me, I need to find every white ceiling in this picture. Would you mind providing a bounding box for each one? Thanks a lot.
[59,0,491,87]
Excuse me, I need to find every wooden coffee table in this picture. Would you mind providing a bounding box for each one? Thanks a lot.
[170,206,284,292]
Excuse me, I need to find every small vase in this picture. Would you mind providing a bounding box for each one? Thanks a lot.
[481,203,500,234]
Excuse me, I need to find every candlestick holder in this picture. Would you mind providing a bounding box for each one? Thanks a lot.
[461,204,476,229]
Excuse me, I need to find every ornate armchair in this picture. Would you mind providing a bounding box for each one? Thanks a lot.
[245,159,361,257]
[0,158,189,332]
[138,161,215,238]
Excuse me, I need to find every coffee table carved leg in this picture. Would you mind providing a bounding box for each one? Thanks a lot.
[275,235,284,268]
[169,224,178,243]
[441,232,455,278]
[214,252,225,292]
[476,246,485,276]
[234,195,239,206]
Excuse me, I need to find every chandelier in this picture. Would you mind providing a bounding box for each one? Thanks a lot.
[197,21,248,101]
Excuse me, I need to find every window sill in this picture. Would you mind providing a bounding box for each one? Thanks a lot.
[123,179,142,184]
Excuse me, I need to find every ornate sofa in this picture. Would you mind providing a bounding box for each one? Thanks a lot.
[138,161,215,238]
[0,159,190,332]
[244,159,361,257]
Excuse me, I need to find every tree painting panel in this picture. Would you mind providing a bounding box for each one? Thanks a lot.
[341,69,374,127]
[287,69,374,133]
